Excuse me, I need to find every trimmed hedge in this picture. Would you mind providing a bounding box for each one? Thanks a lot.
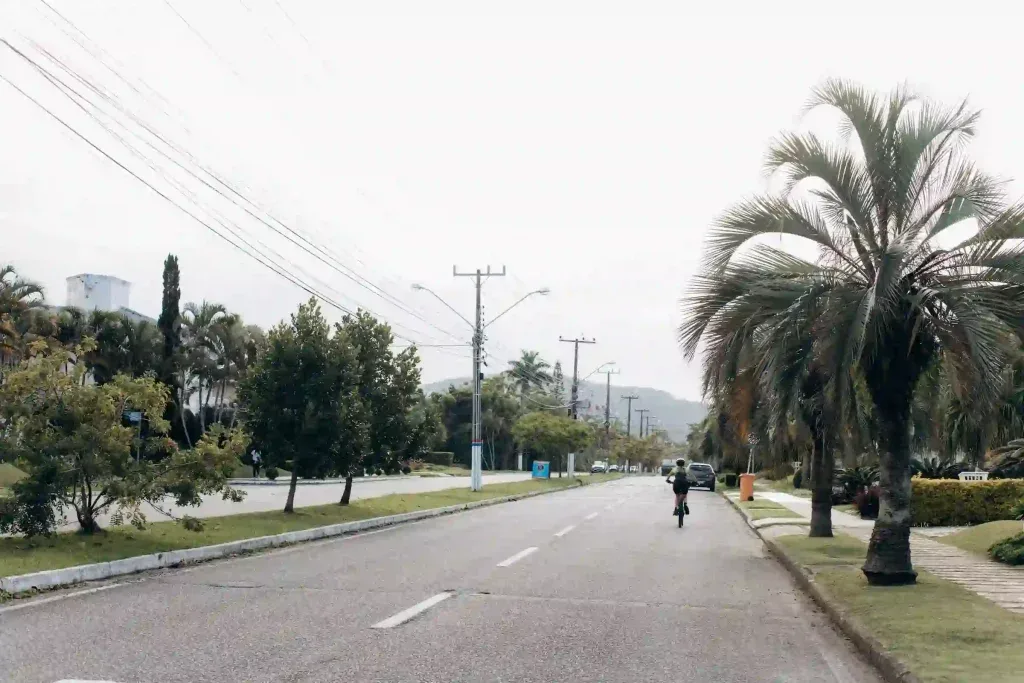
[911,479,1024,527]
[422,451,455,466]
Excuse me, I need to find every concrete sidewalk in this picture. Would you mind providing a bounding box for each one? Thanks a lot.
[757,490,1024,614]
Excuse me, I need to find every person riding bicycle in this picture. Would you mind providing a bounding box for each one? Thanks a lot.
[666,458,691,516]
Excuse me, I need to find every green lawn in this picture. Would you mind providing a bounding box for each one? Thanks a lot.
[1,475,619,578]
[834,503,858,515]
[0,463,27,488]
[229,461,291,480]
[739,499,802,521]
[938,521,1023,557]
[775,534,1024,682]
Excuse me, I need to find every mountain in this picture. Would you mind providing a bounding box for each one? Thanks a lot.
[422,377,706,443]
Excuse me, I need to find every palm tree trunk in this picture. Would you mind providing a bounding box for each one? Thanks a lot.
[808,433,833,538]
[340,475,354,505]
[862,414,916,585]
[284,468,299,513]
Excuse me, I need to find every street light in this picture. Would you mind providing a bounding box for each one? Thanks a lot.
[411,284,474,330]
[484,288,550,329]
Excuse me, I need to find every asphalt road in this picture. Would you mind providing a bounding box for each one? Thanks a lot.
[62,472,534,531]
[1,477,882,683]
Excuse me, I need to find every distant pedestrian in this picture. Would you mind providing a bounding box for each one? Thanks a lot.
[251,449,262,478]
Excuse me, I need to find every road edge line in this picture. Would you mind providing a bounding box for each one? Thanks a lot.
[1,477,621,598]
[719,491,921,683]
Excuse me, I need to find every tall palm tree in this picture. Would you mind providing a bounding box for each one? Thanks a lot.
[681,79,1024,585]
[507,350,552,400]
[181,301,236,431]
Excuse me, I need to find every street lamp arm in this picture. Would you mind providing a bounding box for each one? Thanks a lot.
[483,289,549,329]
[411,284,474,330]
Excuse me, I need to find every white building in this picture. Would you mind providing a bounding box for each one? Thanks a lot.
[65,274,154,323]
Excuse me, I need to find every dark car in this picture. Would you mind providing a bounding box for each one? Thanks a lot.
[686,463,716,491]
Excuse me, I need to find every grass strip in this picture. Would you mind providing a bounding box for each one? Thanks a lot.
[1,474,619,578]
[738,499,802,520]
[937,520,1022,557]
[775,534,1024,683]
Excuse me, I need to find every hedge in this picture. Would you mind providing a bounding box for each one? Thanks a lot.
[912,479,1024,527]
[422,451,455,467]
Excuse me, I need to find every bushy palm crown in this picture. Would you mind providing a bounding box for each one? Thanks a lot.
[681,80,1024,428]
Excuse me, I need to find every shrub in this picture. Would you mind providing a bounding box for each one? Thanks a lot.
[837,465,878,499]
[724,473,738,488]
[401,465,412,475]
[264,466,279,481]
[792,470,804,489]
[990,532,1024,565]
[911,479,1024,526]
[407,458,426,471]
[854,485,880,519]
[422,451,455,467]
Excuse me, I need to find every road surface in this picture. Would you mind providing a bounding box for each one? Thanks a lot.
[1,477,881,682]
[61,472,534,531]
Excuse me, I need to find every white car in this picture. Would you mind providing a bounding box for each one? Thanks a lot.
[607,465,620,472]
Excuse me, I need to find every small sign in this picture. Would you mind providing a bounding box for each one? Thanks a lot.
[532,461,550,479]
[125,411,143,424]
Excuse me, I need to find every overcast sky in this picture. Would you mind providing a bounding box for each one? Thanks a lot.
[1,1,1020,401]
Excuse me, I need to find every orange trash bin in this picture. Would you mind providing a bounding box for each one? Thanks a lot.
[739,473,755,501]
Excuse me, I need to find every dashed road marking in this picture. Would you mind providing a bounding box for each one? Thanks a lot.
[585,512,599,520]
[496,546,539,567]
[371,591,454,629]
[554,525,576,537]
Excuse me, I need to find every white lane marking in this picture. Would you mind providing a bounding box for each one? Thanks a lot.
[604,504,615,510]
[496,546,539,567]
[554,525,576,537]
[0,582,126,615]
[54,680,124,682]
[585,512,599,520]
[371,591,454,629]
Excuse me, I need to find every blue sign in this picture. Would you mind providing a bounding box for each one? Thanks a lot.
[532,461,550,479]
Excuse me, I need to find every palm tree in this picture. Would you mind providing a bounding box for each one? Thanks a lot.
[181,301,236,432]
[0,265,45,365]
[682,79,1024,585]
[507,350,552,400]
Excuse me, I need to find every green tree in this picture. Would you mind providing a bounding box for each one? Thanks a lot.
[550,361,566,408]
[239,299,365,513]
[681,79,1024,585]
[182,300,236,432]
[338,311,421,503]
[0,264,45,366]
[507,350,552,400]
[512,412,594,477]
[0,342,244,535]
[158,255,182,387]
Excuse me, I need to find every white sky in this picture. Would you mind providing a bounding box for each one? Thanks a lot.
[1,1,1021,401]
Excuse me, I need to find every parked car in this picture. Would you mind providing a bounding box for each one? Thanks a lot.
[686,462,716,491]
[608,465,620,472]
[660,459,676,476]
[629,465,638,473]
[591,463,607,473]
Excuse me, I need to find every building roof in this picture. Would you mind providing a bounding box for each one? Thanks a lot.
[66,273,132,286]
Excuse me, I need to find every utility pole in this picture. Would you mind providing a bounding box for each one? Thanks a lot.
[601,367,620,437]
[559,336,596,419]
[454,265,506,491]
[635,408,650,438]
[621,394,639,437]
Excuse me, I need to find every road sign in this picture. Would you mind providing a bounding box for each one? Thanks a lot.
[532,461,550,479]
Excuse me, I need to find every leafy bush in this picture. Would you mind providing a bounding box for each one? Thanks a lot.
[407,458,425,471]
[911,479,1024,526]
[422,451,455,467]
[792,469,804,489]
[401,465,412,475]
[724,473,738,487]
[264,466,279,481]
[854,485,880,519]
[989,440,1024,479]
[989,532,1024,565]
[837,465,878,497]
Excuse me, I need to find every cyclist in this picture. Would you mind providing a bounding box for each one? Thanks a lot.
[665,458,691,516]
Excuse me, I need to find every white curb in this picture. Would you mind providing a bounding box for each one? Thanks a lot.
[0,480,594,596]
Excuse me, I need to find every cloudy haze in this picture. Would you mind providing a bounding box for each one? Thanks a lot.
[1,1,1020,401]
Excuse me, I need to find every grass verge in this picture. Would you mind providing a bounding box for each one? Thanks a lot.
[739,499,802,521]
[938,520,1022,557]
[756,475,812,498]
[0,463,27,488]
[1,474,620,578]
[775,533,1024,683]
